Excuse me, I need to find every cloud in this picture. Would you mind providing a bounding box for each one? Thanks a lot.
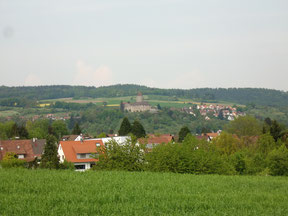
[24,73,42,86]
[74,60,113,87]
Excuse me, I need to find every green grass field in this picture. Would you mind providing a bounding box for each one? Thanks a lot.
[0,169,287,215]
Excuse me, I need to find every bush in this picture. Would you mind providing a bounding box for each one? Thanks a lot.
[0,152,26,168]
[267,145,288,176]
[59,160,75,170]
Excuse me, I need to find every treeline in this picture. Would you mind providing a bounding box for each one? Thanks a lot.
[93,116,288,176]
[1,84,288,106]
[0,119,80,140]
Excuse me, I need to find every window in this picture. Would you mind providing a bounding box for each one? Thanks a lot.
[75,165,85,170]
[18,154,25,159]
[79,154,86,159]
[96,143,101,147]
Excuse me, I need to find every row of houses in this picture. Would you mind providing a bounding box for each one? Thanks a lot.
[0,132,220,171]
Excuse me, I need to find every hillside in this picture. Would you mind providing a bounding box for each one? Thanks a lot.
[1,84,288,107]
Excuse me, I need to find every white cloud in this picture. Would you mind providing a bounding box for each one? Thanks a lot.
[24,73,42,86]
[74,60,113,87]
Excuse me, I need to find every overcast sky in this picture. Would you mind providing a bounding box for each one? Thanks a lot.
[0,0,288,91]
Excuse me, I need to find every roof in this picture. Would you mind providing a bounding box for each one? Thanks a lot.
[61,135,80,141]
[59,140,104,163]
[31,139,46,157]
[0,139,44,162]
[139,134,174,146]
[202,133,219,138]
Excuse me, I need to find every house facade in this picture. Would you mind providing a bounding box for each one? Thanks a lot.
[58,140,104,171]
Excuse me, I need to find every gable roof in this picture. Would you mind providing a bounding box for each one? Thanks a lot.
[139,134,174,146]
[0,139,45,162]
[31,139,46,158]
[59,140,104,163]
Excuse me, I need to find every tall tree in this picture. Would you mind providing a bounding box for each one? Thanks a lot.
[131,120,146,138]
[72,122,82,135]
[178,126,191,142]
[270,120,283,142]
[118,117,131,136]
[40,135,59,169]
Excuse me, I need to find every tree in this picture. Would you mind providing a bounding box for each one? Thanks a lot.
[72,122,82,134]
[92,136,145,171]
[178,126,191,142]
[26,119,50,139]
[267,145,288,176]
[51,120,69,139]
[97,132,107,138]
[131,120,146,138]
[257,134,276,155]
[40,135,59,169]
[269,120,283,142]
[224,116,262,137]
[213,132,240,155]
[118,117,132,136]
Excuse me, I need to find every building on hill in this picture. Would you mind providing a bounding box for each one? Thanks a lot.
[123,92,158,113]
[0,139,46,162]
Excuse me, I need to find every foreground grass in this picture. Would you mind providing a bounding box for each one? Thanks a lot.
[0,169,287,215]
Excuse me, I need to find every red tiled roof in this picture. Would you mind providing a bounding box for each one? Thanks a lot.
[0,140,39,162]
[202,133,219,138]
[59,140,104,163]
[139,134,174,145]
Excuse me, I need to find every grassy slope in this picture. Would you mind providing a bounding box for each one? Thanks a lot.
[40,95,239,108]
[0,169,287,215]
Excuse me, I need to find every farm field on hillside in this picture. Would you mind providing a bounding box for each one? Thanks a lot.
[40,95,239,108]
[0,169,287,215]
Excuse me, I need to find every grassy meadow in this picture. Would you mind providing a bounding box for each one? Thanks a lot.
[0,169,288,215]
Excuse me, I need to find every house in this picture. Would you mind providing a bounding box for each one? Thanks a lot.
[0,139,46,162]
[61,135,82,141]
[58,140,104,171]
[87,136,131,146]
[138,134,174,151]
[200,132,221,141]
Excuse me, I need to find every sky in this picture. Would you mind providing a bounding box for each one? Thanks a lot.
[0,0,288,91]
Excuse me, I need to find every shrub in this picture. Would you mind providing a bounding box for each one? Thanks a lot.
[267,145,288,176]
[0,152,26,168]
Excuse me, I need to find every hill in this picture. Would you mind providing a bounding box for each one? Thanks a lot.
[1,84,288,107]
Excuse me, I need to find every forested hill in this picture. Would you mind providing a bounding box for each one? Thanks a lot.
[0,84,288,106]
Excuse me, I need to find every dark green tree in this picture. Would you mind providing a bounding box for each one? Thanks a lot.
[178,126,191,142]
[40,135,59,169]
[118,117,132,136]
[131,120,146,138]
[72,122,82,135]
[17,125,29,139]
[270,120,282,142]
